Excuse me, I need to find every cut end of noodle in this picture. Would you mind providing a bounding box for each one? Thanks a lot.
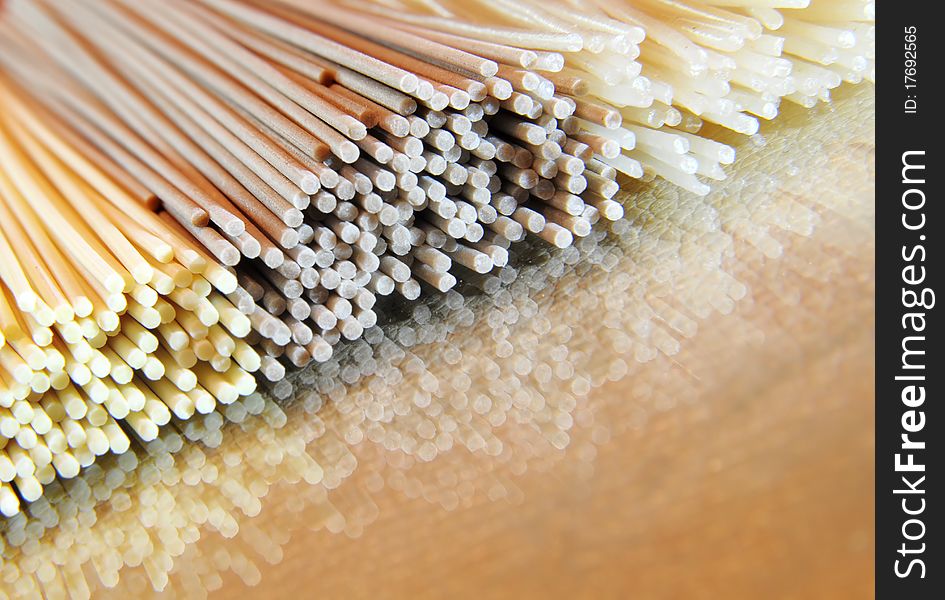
[131,265,154,286]
[337,141,360,164]
[398,72,420,93]
[299,173,320,195]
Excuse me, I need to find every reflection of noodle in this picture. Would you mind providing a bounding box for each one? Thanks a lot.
[0,83,873,598]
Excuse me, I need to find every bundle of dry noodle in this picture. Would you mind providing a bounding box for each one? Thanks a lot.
[0,0,873,517]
